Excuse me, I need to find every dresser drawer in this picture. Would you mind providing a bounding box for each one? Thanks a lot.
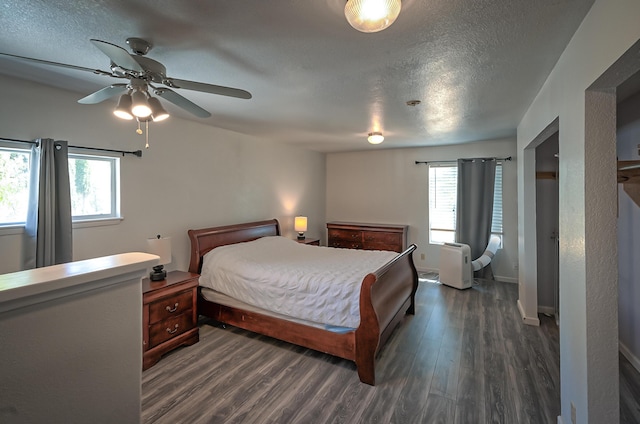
[363,232,403,252]
[327,222,408,253]
[328,228,361,242]
[329,239,364,249]
[149,312,194,348]
[149,290,194,324]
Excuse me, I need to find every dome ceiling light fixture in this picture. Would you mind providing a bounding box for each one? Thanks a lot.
[344,0,402,33]
[368,132,385,144]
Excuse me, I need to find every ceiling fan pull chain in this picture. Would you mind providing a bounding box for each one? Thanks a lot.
[145,121,150,149]
[136,119,142,135]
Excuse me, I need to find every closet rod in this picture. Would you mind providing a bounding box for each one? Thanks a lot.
[0,137,142,157]
[415,156,512,165]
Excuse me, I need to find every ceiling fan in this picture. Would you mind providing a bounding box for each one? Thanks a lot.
[0,37,252,120]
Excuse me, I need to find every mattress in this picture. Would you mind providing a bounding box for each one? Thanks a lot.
[198,236,398,328]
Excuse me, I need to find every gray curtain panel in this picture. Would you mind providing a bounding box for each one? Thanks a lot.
[455,158,496,278]
[23,138,73,269]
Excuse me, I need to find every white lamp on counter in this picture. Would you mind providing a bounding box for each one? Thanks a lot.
[146,235,172,281]
[294,216,308,240]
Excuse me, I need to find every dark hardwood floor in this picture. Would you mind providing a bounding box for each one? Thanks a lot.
[142,274,640,424]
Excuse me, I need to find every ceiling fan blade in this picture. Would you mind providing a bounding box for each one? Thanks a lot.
[166,78,252,100]
[78,84,129,104]
[90,39,143,72]
[154,88,211,118]
[0,52,108,75]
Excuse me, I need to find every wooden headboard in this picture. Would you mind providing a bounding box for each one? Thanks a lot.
[187,219,281,273]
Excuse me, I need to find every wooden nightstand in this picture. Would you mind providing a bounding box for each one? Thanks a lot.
[296,238,320,246]
[142,270,199,370]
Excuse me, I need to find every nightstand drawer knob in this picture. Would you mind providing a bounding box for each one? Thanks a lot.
[166,303,179,313]
[166,324,179,334]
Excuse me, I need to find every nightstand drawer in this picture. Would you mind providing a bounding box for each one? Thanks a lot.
[149,312,194,348]
[149,290,194,324]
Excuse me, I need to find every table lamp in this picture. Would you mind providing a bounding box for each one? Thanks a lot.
[294,216,308,240]
[147,235,172,281]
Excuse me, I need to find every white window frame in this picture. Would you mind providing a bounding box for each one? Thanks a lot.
[0,143,122,232]
[428,162,503,246]
[68,151,121,224]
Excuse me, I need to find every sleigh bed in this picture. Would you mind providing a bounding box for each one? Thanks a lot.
[187,219,418,385]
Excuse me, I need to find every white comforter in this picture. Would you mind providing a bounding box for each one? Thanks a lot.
[198,236,398,329]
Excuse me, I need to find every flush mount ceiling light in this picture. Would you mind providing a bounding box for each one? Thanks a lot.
[344,0,402,33]
[368,132,384,144]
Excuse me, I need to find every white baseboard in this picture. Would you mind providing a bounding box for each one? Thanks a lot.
[557,415,564,424]
[421,269,518,284]
[494,275,518,283]
[416,267,438,274]
[620,341,640,373]
[517,299,540,326]
[538,305,555,315]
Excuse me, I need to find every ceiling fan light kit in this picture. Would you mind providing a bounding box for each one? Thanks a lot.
[148,97,169,122]
[345,0,402,33]
[130,90,152,118]
[113,94,134,120]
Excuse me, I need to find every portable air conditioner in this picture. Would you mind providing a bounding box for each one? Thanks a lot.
[439,242,473,289]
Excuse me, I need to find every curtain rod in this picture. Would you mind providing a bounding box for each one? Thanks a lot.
[415,156,512,165]
[0,137,142,157]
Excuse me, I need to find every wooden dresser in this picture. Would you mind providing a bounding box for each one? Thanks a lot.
[142,270,199,370]
[326,222,408,253]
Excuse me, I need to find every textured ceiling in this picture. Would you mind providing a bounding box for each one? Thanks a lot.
[0,0,595,152]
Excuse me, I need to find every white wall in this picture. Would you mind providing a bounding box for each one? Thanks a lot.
[326,138,518,282]
[0,74,326,274]
[0,253,155,423]
[617,91,640,371]
[517,1,640,422]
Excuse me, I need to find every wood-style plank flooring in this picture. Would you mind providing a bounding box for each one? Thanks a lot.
[142,274,640,423]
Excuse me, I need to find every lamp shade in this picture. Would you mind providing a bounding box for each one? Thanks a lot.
[146,235,172,265]
[345,0,402,33]
[294,216,308,233]
[148,97,169,122]
[131,90,152,118]
[113,94,134,120]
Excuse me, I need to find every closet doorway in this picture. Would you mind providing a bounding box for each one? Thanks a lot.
[536,133,560,325]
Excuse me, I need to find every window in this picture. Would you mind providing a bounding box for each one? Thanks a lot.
[68,154,120,221]
[428,165,458,244]
[428,163,503,244]
[0,145,120,226]
[0,148,31,225]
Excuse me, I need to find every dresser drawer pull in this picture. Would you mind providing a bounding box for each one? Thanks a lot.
[166,324,179,334]
[165,302,179,313]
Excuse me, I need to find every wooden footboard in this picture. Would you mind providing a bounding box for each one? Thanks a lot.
[356,244,418,385]
[188,219,418,385]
